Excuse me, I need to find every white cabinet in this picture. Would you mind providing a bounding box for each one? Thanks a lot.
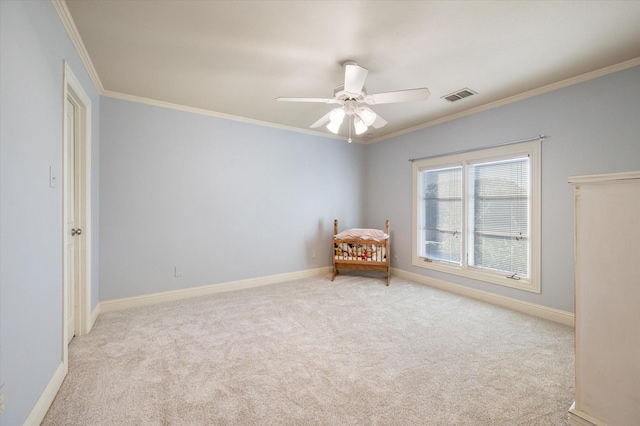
[568,172,640,426]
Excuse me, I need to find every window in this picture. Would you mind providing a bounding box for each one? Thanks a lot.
[412,141,541,293]
[421,166,462,264]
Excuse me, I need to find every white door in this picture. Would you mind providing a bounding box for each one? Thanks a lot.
[62,63,93,362]
[65,98,77,344]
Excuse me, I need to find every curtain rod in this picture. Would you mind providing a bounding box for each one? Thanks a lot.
[408,135,547,163]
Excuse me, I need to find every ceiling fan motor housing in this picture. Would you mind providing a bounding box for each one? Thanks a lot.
[333,84,366,103]
[343,99,358,115]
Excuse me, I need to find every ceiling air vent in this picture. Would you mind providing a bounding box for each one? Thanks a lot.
[442,88,477,103]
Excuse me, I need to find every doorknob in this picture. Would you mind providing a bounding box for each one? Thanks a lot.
[71,228,82,236]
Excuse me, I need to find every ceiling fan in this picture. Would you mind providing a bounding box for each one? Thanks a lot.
[277,61,430,141]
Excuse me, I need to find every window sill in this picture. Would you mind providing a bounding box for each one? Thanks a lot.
[412,257,540,293]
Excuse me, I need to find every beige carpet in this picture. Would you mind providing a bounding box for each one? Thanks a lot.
[43,273,574,425]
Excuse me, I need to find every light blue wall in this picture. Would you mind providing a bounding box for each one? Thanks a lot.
[1,1,637,421]
[0,1,100,424]
[100,67,640,310]
[363,66,640,313]
[99,98,364,300]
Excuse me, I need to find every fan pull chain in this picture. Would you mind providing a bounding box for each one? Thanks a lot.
[348,115,353,143]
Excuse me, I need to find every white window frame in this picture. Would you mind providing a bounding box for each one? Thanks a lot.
[412,140,541,293]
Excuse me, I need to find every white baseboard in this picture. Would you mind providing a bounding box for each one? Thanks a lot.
[22,361,67,426]
[392,268,575,326]
[20,268,329,424]
[89,304,100,330]
[568,402,605,426]
[96,265,572,326]
[98,267,333,314]
[21,266,568,425]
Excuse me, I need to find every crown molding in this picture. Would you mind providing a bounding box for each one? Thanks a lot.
[51,0,104,94]
[102,90,347,142]
[49,0,638,146]
[368,57,640,144]
[50,0,348,145]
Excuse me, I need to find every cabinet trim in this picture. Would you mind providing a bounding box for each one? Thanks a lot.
[569,171,640,185]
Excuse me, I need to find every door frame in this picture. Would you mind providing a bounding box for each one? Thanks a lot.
[62,62,92,364]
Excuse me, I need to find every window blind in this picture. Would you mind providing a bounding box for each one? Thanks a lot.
[468,157,529,277]
[420,166,462,263]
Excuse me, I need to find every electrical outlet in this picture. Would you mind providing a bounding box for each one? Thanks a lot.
[312,252,316,259]
[174,267,183,277]
[394,251,398,259]
[49,166,58,188]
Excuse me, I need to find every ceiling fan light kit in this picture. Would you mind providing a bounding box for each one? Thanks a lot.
[353,116,368,135]
[357,107,377,127]
[277,61,430,141]
[330,108,345,122]
[327,117,343,134]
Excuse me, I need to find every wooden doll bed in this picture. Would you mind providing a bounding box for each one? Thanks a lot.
[331,219,390,285]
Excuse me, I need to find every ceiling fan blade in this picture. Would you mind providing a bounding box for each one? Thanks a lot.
[309,110,333,128]
[276,97,335,103]
[344,63,368,96]
[367,88,430,104]
[371,113,388,129]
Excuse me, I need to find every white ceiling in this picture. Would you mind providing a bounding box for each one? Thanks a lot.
[64,0,640,142]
